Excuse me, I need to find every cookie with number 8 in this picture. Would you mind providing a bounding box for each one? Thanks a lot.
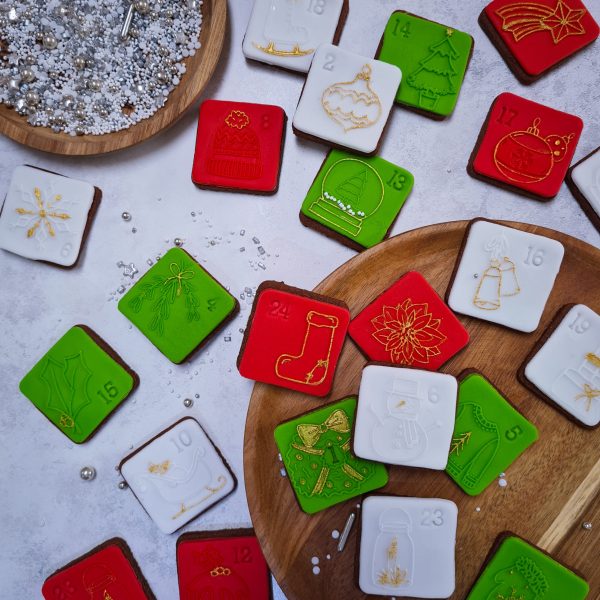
[19,325,138,443]
[192,99,286,194]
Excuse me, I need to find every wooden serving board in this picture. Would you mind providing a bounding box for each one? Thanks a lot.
[243,220,600,600]
[0,0,226,156]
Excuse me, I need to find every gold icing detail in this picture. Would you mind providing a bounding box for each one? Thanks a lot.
[377,538,409,587]
[575,383,599,412]
[297,409,350,448]
[163,262,194,297]
[210,566,232,577]
[253,40,314,57]
[585,352,600,368]
[16,186,69,238]
[170,475,228,520]
[449,431,471,456]
[225,110,250,129]
[148,460,171,475]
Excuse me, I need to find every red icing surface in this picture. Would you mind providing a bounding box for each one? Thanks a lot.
[177,535,270,600]
[238,287,350,396]
[349,271,469,370]
[472,93,583,198]
[42,543,149,600]
[484,0,599,76]
[192,99,285,192]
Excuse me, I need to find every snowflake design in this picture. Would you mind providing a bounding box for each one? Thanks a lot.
[371,299,447,365]
[13,185,70,245]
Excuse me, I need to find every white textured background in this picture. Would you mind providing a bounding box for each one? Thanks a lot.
[0,1,598,599]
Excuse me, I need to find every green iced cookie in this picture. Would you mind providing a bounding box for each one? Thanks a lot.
[378,11,473,117]
[300,150,413,249]
[20,326,135,443]
[467,535,589,600]
[119,247,237,364]
[446,372,538,496]
[274,396,388,514]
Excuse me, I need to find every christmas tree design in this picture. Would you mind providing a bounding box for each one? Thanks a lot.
[407,29,459,110]
[335,167,367,206]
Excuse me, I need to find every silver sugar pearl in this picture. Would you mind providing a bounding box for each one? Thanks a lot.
[98,108,108,118]
[20,67,35,83]
[174,237,183,247]
[87,78,101,92]
[582,521,592,530]
[25,56,36,65]
[121,211,131,221]
[25,91,40,106]
[155,69,170,84]
[165,8,175,18]
[75,108,86,120]
[135,1,151,15]
[8,77,21,92]
[47,70,60,80]
[63,95,75,110]
[75,126,85,136]
[129,27,139,38]
[42,33,58,50]
[56,5,70,18]
[73,56,86,70]
[118,481,128,490]
[80,466,96,481]
[183,398,194,408]
[158,46,170,57]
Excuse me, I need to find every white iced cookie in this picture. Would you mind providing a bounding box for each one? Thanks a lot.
[242,0,346,73]
[0,165,96,267]
[354,365,457,469]
[292,43,401,155]
[570,147,600,219]
[447,220,564,332]
[359,495,457,598]
[120,418,236,534]
[524,304,600,427]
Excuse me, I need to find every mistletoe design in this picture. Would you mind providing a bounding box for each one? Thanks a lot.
[129,261,201,335]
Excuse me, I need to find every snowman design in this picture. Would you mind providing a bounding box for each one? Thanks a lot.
[370,378,441,462]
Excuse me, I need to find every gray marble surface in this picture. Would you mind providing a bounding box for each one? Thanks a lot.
[0,1,598,599]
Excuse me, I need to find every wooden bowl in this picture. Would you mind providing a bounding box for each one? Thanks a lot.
[243,220,600,600]
[0,0,226,156]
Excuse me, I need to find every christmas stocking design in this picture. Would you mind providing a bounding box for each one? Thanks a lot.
[275,311,340,386]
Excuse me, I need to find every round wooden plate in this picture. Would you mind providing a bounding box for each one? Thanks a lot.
[244,220,600,600]
[0,0,226,156]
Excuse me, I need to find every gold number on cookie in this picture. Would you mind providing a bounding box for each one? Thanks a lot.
[524,246,545,266]
[97,381,119,404]
[392,19,411,38]
[308,0,326,15]
[496,105,518,126]
[568,312,590,334]
[323,53,335,71]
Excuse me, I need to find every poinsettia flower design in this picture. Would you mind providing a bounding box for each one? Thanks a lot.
[370,299,447,364]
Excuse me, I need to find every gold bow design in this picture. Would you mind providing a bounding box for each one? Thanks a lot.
[164,262,194,296]
[297,410,350,448]
[576,384,600,412]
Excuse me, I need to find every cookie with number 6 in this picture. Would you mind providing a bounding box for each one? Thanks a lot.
[237,281,350,397]
[19,325,138,444]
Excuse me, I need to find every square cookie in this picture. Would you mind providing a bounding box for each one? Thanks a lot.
[468,93,583,200]
[521,304,600,427]
[19,325,137,444]
[274,396,388,514]
[376,11,474,119]
[354,364,458,469]
[119,247,238,364]
[177,529,271,600]
[567,146,600,232]
[0,165,100,267]
[359,495,457,598]
[191,99,286,194]
[299,149,414,250]
[237,281,350,397]
[292,44,402,155]
[242,0,348,73]
[42,538,155,600]
[349,271,469,370]
[120,417,236,534]
[447,220,564,333]
[446,371,538,496]
[466,533,589,600]
[480,0,599,84]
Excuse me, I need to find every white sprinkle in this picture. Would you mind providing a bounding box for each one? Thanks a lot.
[312,566,320,575]
[311,556,319,565]
[499,478,508,488]
[331,530,340,539]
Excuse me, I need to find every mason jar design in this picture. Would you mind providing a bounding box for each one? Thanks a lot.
[371,378,428,461]
[372,508,414,589]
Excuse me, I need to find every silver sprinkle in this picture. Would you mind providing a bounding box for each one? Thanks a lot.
[582,521,592,530]
[80,466,96,481]
[252,236,260,244]
[121,211,131,221]
[174,237,183,247]
[117,285,126,294]
[257,246,265,255]
[337,513,356,552]
[258,262,266,270]
[183,398,193,408]
[118,481,128,490]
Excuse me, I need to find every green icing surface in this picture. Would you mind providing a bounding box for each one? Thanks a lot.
[379,12,473,117]
[301,150,413,248]
[467,536,589,600]
[274,396,388,514]
[119,247,236,363]
[19,326,134,443]
[446,373,538,496]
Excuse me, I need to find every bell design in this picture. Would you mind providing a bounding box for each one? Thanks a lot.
[373,508,413,588]
[308,158,384,237]
[474,259,502,310]
[499,257,520,297]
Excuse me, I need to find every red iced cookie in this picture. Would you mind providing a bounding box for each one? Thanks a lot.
[484,0,599,79]
[192,99,286,194]
[177,531,270,600]
[470,92,583,200]
[42,539,153,600]
[349,271,469,370]
[237,282,350,397]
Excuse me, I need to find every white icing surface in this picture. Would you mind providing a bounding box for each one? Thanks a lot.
[525,304,600,427]
[0,166,95,266]
[242,0,345,73]
[447,220,564,332]
[292,43,401,154]
[572,149,600,217]
[354,365,457,470]
[120,418,235,534]
[359,495,457,598]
